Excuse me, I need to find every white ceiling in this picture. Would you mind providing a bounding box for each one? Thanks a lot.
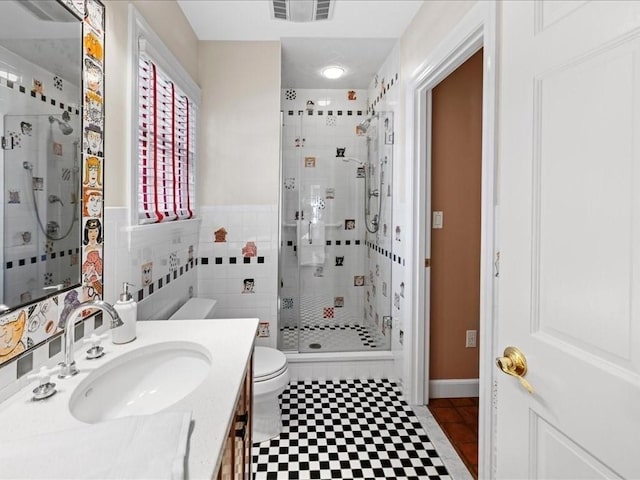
[177,0,424,88]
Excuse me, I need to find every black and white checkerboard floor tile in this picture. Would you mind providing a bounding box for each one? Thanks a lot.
[252,379,451,480]
[279,324,387,352]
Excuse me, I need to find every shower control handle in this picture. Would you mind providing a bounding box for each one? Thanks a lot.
[48,194,64,206]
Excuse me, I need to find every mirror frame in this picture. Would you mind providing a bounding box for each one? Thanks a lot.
[0,0,105,368]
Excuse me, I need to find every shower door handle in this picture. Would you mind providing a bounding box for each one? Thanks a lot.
[307,221,312,244]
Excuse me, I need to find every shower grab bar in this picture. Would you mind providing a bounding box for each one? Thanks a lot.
[283,222,342,228]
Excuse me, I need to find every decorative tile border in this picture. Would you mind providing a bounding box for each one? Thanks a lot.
[135,259,197,302]
[287,110,364,117]
[367,72,399,114]
[0,77,80,115]
[80,0,105,306]
[284,240,362,248]
[200,256,266,265]
[366,240,405,266]
[5,248,81,269]
[0,0,106,369]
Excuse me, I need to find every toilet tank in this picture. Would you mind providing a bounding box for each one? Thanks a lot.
[169,298,217,320]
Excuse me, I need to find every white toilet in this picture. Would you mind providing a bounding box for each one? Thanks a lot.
[169,298,289,444]
[253,346,290,444]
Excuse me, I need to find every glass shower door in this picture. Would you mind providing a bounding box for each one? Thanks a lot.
[278,98,394,354]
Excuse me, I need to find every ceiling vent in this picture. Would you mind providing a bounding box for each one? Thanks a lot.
[271,0,335,22]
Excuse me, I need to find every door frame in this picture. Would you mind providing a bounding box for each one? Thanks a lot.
[406,2,498,478]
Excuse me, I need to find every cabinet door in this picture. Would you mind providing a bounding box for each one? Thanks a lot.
[215,353,253,480]
[216,425,234,480]
[234,356,253,479]
[233,378,246,479]
[242,359,253,478]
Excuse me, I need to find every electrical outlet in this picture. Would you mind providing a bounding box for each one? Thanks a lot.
[465,329,477,348]
[258,322,270,338]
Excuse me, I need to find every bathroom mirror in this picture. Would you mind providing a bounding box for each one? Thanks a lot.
[0,0,83,310]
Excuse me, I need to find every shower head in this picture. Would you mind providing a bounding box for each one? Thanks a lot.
[49,115,73,135]
[358,117,372,134]
[23,161,33,171]
[357,113,379,134]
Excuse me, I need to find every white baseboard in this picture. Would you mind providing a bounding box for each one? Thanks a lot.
[429,379,479,398]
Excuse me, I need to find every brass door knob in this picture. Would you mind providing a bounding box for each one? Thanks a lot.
[496,346,534,394]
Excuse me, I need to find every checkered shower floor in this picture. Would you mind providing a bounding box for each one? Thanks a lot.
[279,323,388,352]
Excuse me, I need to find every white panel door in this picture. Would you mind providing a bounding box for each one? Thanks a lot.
[498,1,640,478]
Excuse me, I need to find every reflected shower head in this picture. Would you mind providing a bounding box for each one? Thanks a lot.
[358,117,372,133]
[49,115,73,135]
[357,113,379,134]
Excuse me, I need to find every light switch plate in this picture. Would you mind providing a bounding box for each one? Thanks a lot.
[465,329,477,348]
[432,211,443,229]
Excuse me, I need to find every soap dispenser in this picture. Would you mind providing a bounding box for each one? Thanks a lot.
[112,282,137,344]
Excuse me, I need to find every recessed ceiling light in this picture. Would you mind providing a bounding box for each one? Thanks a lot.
[317,99,331,106]
[321,66,344,79]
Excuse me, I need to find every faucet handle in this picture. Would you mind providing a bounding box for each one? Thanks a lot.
[84,333,108,359]
[28,365,61,401]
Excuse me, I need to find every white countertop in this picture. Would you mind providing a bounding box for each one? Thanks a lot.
[0,318,258,479]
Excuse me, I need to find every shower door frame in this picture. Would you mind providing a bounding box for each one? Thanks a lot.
[277,101,394,354]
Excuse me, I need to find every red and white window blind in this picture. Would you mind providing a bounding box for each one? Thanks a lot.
[138,53,196,224]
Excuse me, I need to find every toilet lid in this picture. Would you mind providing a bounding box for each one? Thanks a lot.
[254,347,287,381]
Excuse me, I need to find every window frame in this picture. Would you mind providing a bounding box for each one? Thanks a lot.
[128,6,200,226]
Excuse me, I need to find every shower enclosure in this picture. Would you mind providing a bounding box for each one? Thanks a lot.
[2,113,80,305]
[279,88,393,353]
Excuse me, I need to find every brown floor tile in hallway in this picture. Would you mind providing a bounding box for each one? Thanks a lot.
[428,397,479,479]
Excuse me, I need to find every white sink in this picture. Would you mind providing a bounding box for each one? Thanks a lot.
[69,341,211,423]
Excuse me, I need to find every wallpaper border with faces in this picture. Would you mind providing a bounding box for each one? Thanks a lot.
[0,0,105,371]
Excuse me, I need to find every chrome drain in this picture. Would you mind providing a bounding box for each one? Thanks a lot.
[308,343,322,349]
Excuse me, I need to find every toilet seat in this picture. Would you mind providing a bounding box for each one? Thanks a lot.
[254,347,288,382]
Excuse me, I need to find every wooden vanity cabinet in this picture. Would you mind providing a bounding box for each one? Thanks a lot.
[216,353,253,480]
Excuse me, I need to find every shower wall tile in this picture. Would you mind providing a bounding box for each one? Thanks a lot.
[1,56,82,307]
[280,87,390,353]
[366,42,409,384]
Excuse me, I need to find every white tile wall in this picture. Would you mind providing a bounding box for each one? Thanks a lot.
[197,205,279,348]
[103,207,200,320]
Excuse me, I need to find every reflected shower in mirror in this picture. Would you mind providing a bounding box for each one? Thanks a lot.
[0,0,82,309]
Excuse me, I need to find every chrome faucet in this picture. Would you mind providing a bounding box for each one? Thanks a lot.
[58,300,123,378]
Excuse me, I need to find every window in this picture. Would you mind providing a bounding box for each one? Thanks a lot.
[138,54,195,223]
[131,8,200,225]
